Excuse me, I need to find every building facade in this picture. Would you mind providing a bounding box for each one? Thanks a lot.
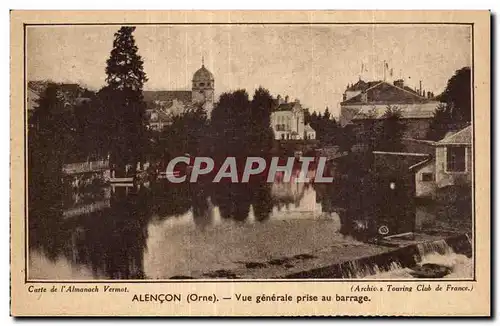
[340,79,440,139]
[270,97,316,140]
[144,63,215,131]
[412,126,472,198]
[191,64,215,114]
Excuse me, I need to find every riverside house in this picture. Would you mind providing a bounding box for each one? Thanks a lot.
[412,125,472,198]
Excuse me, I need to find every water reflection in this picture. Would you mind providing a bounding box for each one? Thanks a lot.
[28,164,470,280]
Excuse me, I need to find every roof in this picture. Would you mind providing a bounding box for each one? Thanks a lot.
[341,81,432,106]
[346,80,381,92]
[409,157,434,171]
[193,65,214,81]
[273,102,301,112]
[373,151,432,174]
[436,125,472,145]
[27,81,91,111]
[143,90,192,105]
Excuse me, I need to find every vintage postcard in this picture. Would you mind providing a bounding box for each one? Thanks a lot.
[10,10,490,316]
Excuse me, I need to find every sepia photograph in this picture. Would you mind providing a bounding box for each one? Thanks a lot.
[10,10,491,317]
[25,23,475,281]
[26,24,474,280]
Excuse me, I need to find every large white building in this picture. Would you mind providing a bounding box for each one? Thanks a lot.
[270,96,316,140]
[339,79,440,139]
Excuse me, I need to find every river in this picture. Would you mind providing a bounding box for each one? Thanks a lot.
[28,171,472,280]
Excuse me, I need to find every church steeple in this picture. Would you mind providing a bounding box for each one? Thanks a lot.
[192,60,215,118]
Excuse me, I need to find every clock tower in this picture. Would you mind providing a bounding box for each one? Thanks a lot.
[192,58,215,117]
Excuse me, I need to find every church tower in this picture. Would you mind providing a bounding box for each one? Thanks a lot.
[192,58,215,117]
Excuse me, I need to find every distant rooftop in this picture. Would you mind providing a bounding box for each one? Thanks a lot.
[342,81,435,106]
[143,90,192,105]
[273,101,301,112]
[346,80,382,92]
[436,125,472,145]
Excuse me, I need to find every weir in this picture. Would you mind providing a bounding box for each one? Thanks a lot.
[283,234,472,279]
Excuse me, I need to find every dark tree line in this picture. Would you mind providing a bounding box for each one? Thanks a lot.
[305,107,340,145]
[211,87,275,159]
[30,26,149,183]
[151,87,275,165]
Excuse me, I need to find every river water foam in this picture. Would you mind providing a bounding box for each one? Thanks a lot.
[364,239,472,279]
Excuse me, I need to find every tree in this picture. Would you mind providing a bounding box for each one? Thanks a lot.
[427,67,471,140]
[251,87,274,128]
[426,104,452,141]
[161,106,209,158]
[323,107,331,120]
[338,125,356,153]
[361,107,379,150]
[374,105,406,152]
[309,111,320,134]
[210,89,252,159]
[103,26,148,175]
[303,108,311,125]
[105,26,148,92]
[29,83,74,203]
[307,108,338,145]
[250,87,275,155]
[437,67,471,123]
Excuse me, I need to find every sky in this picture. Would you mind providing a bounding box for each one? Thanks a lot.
[27,24,471,117]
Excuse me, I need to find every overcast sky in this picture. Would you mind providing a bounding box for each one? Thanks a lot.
[27,24,471,116]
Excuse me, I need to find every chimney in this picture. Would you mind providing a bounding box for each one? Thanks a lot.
[393,79,404,88]
[277,95,283,105]
[419,80,422,95]
[285,95,289,103]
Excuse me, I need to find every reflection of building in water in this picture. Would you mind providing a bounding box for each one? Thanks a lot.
[62,187,112,219]
[270,181,320,217]
[271,182,306,205]
[191,190,215,229]
[66,194,149,279]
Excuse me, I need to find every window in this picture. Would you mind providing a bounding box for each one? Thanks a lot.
[199,82,205,87]
[446,146,466,172]
[421,173,433,182]
[281,134,285,140]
